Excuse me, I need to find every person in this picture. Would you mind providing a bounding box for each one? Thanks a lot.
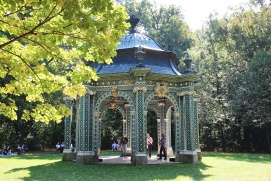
[60,142,64,153]
[147,133,153,158]
[70,143,74,152]
[158,133,167,160]
[120,134,128,157]
[56,142,61,153]
[116,141,120,150]
[17,144,23,155]
[22,144,27,154]
[4,146,11,155]
[112,141,117,151]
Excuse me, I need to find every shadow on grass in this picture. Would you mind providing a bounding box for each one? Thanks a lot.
[5,154,212,181]
[5,152,61,160]
[203,152,271,163]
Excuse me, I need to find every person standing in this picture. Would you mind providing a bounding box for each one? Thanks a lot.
[158,133,167,160]
[120,134,128,157]
[147,133,153,158]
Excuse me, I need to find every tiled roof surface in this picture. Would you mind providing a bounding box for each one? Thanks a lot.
[96,54,180,75]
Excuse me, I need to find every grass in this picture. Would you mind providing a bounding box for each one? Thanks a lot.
[0,151,271,181]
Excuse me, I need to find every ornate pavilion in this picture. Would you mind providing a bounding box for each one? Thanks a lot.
[62,14,201,165]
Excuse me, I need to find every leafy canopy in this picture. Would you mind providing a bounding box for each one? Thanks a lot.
[0,0,129,123]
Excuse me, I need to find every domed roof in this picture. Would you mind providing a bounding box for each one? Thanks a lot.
[117,32,166,52]
[95,14,181,76]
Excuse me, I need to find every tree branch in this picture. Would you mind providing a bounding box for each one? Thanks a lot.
[0,4,63,49]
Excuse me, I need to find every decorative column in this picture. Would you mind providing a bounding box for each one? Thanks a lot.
[175,88,198,163]
[174,112,181,152]
[125,106,132,154]
[130,110,136,156]
[157,118,161,155]
[62,97,76,161]
[193,94,201,160]
[93,111,100,156]
[130,66,150,165]
[76,91,99,164]
[123,119,127,135]
[165,107,173,157]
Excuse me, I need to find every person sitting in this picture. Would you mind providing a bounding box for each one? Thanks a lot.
[60,142,64,153]
[56,142,61,152]
[4,146,11,155]
[17,144,23,155]
[22,144,27,154]
[111,142,116,151]
[116,141,120,150]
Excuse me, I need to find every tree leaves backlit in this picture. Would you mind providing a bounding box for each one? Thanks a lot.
[0,0,129,123]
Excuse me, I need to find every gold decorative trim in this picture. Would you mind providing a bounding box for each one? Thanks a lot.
[178,91,196,96]
[111,86,118,97]
[133,86,147,93]
[155,81,168,97]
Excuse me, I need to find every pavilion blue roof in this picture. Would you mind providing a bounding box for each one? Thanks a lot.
[95,30,181,76]
[117,32,166,52]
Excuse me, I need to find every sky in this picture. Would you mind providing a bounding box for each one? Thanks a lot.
[152,0,250,31]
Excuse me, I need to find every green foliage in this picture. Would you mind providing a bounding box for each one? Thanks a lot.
[192,2,271,152]
[100,108,123,150]
[117,0,193,59]
[231,51,271,126]
[0,0,129,123]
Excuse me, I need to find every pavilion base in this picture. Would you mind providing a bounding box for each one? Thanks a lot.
[126,147,132,156]
[62,149,77,161]
[157,148,173,158]
[167,149,174,157]
[175,150,198,163]
[131,154,147,165]
[76,151,99,164]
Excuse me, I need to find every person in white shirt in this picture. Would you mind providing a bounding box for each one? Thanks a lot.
[147,133,153,158]
[56,142,60,150]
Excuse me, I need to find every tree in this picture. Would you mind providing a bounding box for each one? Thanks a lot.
[192,2,271,152]
[116,0,193,59]
[231,51,271,152]
[0,0,129,123]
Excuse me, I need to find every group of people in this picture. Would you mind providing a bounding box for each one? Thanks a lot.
[114,133,167,160]
[53,133,167,160]
[147,133,167,160]
[0,146,12,155]
[55,141,65,153]
[111,141,120,151]
[0,144,28,156]
[17,144,27,155]
[56,141,75,153]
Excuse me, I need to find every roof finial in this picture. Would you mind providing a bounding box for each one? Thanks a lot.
[135,45,146,67]
[126,13,140,33]
[183,52,192,74]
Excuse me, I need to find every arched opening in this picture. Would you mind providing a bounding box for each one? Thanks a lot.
[100,108,123,151]
[146,95,176,158]
[147,110,158,152]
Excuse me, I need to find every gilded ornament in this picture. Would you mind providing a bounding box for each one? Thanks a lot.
[155,81,168,97]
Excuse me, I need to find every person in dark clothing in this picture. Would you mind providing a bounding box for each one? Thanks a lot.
[4,146,11,155]
[120,134,128,157]
[158,133,167,160]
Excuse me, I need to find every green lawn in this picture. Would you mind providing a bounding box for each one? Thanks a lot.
[0,151,270,181]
